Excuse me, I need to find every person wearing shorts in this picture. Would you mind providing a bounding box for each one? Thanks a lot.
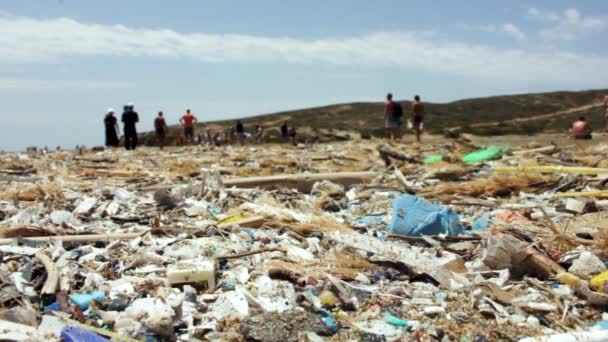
[154,111,168,150]
[411,95,425,142]
[180,109,197,143]
[384,93,398,140]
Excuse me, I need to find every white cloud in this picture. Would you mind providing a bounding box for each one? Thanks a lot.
[0,79,134,90]
[0,15,607,83]
[501,23,526,41]
[529,7,608,41]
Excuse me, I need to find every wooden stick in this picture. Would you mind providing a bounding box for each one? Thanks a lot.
[223,171,379,192]
[494,166,608,175]
[0,232,145,246]
[35,253,59,295]
[216,247,284,260]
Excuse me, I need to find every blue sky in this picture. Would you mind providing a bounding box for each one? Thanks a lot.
[1,0,608,150]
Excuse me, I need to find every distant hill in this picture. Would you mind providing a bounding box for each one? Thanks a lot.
[140,89,608,144]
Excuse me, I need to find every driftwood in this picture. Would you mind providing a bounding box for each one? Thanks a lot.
[223,171,378,192]
[0,232,145,246]
[216,247,285,260]
[377,144,419,166]
[35,253,59,295]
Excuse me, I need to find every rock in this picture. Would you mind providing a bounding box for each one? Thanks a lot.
[240,309,332,342]
[569,251,606,277]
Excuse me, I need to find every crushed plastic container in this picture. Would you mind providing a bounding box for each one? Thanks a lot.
[462,145,505,165]
[61,326,109,342]
[167,259,216,290]
[70,291,105,310]
[389,194,464,237]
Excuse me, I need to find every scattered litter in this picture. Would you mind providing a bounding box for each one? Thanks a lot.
[0,139,607,340]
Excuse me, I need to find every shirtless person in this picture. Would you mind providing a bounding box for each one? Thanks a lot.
[411,95,425,142]
[384,93,398,141]
[570,116,592,140]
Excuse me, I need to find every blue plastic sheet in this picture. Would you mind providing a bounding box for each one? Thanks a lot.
[61,326,110,342]
[389,195,464,237]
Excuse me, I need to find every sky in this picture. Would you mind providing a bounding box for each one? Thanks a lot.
[1,0,608,151]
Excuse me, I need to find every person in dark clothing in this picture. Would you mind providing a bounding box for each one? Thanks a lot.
[289,126,297,145]
[154,111,168,150]
[122,103,139,150]
[236,120,245,145]
[281,121,289,142]
[104,108,119,147]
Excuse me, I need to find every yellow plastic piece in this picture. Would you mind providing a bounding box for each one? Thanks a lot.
[590,271,608,293]
[555,191,608,198]
[215,214,247,225]
[494,166,608,175]
[318,290,339,306]
[556,272,583,289]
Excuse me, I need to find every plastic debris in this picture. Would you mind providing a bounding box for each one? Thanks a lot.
[70,291,105,310]
[0,138,607,340]
[389,194,464,236]
[61,326,110,342]
[463,145,505,164]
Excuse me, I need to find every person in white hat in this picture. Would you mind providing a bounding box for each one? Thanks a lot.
[104,108,119,147]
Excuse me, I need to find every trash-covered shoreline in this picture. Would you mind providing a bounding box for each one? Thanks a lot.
[1,137,608,341]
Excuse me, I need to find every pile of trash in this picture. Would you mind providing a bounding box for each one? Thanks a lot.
[1,137,608,341]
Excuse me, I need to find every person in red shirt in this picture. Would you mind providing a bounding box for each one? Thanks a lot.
[411,95,425,142]
[154,111,168,150]
[180,109,198,143]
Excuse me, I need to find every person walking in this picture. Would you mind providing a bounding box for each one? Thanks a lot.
[122,103,139,150]
[281,121,289,142]
[384,93,399,141]
[180,109,198,144]
[236,120,245,145]
[411,95,425,143]
[155,111,168,150]
[104,108,119,147]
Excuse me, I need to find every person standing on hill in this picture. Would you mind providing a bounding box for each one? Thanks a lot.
[104,108,119,147]
[122,103,139,150]
[384,93,399,141]
[180,109,198,144]
[155,111,168,150]
[236,120,245,145]
[281,121,289,142]
[411,95,425,142]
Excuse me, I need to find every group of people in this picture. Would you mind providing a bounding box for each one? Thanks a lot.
[103,94,608,150]
[104,104,139,150]
[104,104,298,150]
[384,93,425,142]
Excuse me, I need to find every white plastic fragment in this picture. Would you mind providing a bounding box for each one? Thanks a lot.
[73,197,98,215]
[167,259,216,289]
[210,288,249,320]
[569,251,606,277]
